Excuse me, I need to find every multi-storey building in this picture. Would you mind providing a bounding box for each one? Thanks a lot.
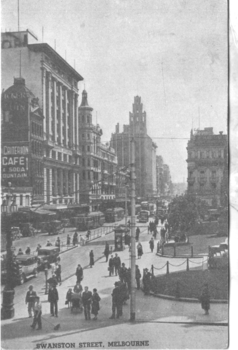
[78,90,118,211]
[1,77,44,207]
[1,29,84,205]
[111,96,156,199]
[156,155,173,197]
[186,128,228,206]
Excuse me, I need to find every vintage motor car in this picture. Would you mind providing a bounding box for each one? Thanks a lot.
[37,246,60,270]
[15,254,38,284]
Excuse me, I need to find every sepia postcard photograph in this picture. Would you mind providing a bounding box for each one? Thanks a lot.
[1,0,236,349]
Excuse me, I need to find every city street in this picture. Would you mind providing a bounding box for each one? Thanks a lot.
[1,218,228,349]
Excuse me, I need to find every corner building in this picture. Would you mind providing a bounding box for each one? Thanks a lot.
[1,77,44,207]
[186,128,228,206]
[1,30,84,205]
[111,96,156,199]
[78,90,118,211]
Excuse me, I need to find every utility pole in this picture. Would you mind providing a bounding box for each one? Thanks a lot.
[130,136,136,321]
[125,185,128,226]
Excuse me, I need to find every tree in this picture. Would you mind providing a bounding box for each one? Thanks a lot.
[167,194,209,234]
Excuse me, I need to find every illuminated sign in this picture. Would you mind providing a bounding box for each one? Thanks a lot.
[1,143,30,186]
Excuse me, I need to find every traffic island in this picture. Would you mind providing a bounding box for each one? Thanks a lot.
[149,268,228,303]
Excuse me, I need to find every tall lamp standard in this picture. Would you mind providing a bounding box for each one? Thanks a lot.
[1,182,18,320]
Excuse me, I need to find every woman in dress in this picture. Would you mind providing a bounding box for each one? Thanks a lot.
[91,288,101,320]
[89,250,94,268]
[137,242,143,259]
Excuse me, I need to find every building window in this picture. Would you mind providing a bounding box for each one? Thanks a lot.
[52,151,56,159]
[82,115,85,123]
[20,195,23,206]
[82,158,85,166]
[64,154,67,162]
[87,116,90,123]
[83,170,85,180]
[58,153,62,161]
[88,171,91,180]
[82,133,85,139]
[87,158,90,167]
[82,145,85,152]
[87,134,90,140]
[87,146,90,152]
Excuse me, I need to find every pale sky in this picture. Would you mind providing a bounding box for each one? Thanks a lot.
[1,0,228,182]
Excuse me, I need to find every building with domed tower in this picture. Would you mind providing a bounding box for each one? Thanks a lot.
[1,77,44,207]
[78,90,118,211]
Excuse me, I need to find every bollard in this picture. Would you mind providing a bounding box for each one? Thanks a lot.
[187,258,189,271]
[175,281,180,299]
[173,243,176,257]
[166,261,169,275]
[151,265,154,277]
[44,267,48,294]
[191,246,193,258]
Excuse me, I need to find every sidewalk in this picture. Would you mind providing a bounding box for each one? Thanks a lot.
[1,225,228,349]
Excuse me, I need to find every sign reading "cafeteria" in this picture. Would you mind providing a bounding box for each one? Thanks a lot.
[1,143,30,186]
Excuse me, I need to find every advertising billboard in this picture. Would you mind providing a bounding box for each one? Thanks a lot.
[1,143,30,187]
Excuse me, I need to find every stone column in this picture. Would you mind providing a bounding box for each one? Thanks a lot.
[60,169,63,198]
[77,173,80,203]
[41,68,47,136]
[47,73,52,136]
[72,171,76,203]
[59,83,63,145]
[53,79,57,143]
[65,170,69,196]
[54,168,58,197]
[72,92,75,148]
[44,167,47,203]
[49,168,52,204]
[75,94,79,150]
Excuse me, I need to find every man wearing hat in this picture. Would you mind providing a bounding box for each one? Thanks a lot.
[110,282,123,319]
[46,240,52,246]
[25,285,37,317]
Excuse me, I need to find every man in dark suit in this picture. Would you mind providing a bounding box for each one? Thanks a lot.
[108,255,114,276]
[75,264,83,284]
[110,282,123,319]
[48,285,59,317]
[82,286,92,320]
[113,254,121,276]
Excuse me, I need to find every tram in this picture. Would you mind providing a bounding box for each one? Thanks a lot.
[71,211,105,231]
[105,207,125,223]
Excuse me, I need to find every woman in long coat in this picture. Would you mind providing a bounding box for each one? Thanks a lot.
[137,242,143,259]
[91,288,101,320]
[89,250,94,268]
[149,238,154,253]
[200,283,210,315]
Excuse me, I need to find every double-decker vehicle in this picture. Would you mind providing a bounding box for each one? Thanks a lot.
[141,202,155,216]
[72,212,105,231]
[138,210,150,223]
[105,207,125,223]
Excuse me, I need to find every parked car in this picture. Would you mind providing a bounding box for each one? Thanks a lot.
[15,254,38,284]
[37,246,60,270]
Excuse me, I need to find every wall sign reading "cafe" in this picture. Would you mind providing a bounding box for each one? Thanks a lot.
[1,143,30,186]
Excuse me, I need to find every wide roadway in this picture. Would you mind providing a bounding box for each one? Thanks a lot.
[7,217,151,310]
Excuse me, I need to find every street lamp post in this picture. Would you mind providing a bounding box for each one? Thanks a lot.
[1,183,17,319]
